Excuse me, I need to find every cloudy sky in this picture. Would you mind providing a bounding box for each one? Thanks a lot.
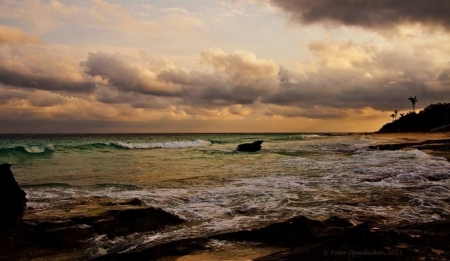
[1,0,449,133]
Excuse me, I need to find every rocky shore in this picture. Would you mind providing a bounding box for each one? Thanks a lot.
[2,196,450,260]
[1,135,450,260]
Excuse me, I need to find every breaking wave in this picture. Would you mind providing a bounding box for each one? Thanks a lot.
[0,144,55,156]
[110,140,212,149]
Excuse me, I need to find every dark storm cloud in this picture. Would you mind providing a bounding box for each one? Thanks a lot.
[269,0,450,29]
[95,85,174,109]
[0,68,95,93]
[81,52,181,97]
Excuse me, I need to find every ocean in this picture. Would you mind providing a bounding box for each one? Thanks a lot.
[1,133,450,255]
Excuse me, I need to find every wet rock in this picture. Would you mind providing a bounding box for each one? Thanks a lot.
[119,198,145,206]
[236,140,263,152]
[0,163,27,230]
[212,216,353,247]
[41,224,95,247]
[100,207,184,237]
[2,197,187,259]
[92,238,209,261]
[12,210,450,260]
[254,219,450,261]
[368,138,450,161]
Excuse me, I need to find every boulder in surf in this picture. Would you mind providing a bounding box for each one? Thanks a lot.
[236,140,263,152]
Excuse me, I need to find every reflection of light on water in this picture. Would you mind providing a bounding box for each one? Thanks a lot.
[22,136,450,257]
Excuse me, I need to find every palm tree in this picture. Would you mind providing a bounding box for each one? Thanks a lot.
[408,96,418,113]
[394,110,398,120]
[390,113,395,122]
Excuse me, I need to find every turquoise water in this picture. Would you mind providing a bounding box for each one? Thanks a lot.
[0,133,319,186]
[1,133,450,254]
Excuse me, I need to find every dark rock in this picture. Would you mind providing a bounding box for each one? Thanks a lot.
[102,207,184,237]
[212,216,353,247]
[92,238,209,261]
[254,218,450,261]
[41,224,95,247]
[119,198,145,206]
[236,140,263,152]
[368,138,450,161]
[0,163,27,230]
[0,195,188,260]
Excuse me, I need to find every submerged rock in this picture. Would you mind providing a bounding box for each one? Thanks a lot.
[236,140,264,152]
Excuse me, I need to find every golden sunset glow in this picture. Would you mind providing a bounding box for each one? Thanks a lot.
[1,0,449,133]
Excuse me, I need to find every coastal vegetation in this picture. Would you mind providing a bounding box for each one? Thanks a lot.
[380,102,450,132]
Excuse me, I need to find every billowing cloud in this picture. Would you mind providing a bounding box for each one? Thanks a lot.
[8,1,449,133]
[0,87,66,107]
[76,46,450,119]
[158,49,280,105]
[0,43,95,93]
[269,0,450,30]
[95,85,176,109]
[81,52,181,96]
[264,40,450,113]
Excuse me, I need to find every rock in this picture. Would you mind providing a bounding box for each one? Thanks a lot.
[15,197,186,251]
[41,224,95,247]
[100,207,184,237]
[212,215,353,247]
[0,163,27,230]
[92,238,209,261]
[254,218,450,261]
[236,140,263,152]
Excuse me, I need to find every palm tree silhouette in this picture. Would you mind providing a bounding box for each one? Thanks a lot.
[408,96,418,113]
[394,110,398,120]
[390,113,395,122]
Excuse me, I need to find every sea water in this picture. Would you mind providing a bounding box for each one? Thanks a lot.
[1,133,450,254]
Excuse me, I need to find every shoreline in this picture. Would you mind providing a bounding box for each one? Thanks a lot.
[1,133,450,260]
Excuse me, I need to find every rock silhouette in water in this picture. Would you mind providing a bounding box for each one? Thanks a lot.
[236,140,263,152]
[0,163,27,230]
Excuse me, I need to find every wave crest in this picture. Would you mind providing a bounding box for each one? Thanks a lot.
[23,144,55,154]
[111,140,212,149]
[0,144,55,156]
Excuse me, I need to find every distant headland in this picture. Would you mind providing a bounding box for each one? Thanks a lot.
[379,102,450,133]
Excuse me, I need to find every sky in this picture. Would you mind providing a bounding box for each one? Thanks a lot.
[0,0,449,133]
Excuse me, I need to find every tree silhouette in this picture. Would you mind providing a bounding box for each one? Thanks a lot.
[394,110,398,120]
[408,96,418,113]
[400,113,405,118]
[390,113,395,122]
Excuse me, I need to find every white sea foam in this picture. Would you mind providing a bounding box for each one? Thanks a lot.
[112,140,212,149]
[21,134,450,251]
[23,144,55,153]
[300,134,323,139]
